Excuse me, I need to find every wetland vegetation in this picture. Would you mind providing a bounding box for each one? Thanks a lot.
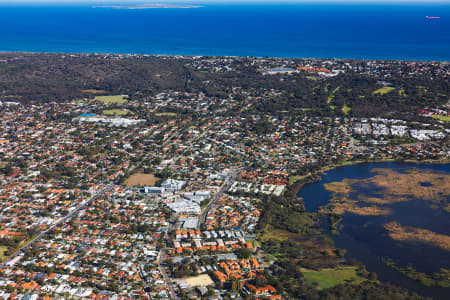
[384,222,450,252]
[322,168,450,216]
[298,162,450,299]
[256,169,428,299]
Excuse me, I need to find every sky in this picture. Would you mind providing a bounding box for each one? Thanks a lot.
[0,0,449,3]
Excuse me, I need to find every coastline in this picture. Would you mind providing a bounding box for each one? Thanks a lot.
[0,50,449,63]
[1,51,449,64]
[92,5,203,10]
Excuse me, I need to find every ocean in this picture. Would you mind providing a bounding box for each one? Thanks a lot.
[0,3,449,61]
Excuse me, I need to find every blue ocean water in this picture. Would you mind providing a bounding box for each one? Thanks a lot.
[0,3,449,60]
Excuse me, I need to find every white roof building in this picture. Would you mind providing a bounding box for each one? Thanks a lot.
[166,200,200,214]
[162,179,185,191]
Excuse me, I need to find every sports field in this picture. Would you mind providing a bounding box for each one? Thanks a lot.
[94,95,128,104]
[125,173,161,187]
[373,87,395,95]
[302,266,366,290]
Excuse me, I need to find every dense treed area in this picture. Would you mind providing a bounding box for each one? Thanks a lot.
[0,54,187,100]
[0,53,448,118]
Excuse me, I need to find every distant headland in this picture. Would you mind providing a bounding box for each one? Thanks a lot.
[93,4,202,10]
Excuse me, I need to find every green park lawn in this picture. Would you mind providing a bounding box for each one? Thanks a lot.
[155,112,177,117]
[327,86,340,104]
[288,174,308,185]
[94,95,128,104]
[432,115,450,122]
[373,87,395,95]
[259,225,296,243]
[302,266,367,290]
[0,246,8,261]
[342,103,351,115]
[103,109,131,116]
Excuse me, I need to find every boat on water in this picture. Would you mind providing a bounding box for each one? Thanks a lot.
[426,16,440,19]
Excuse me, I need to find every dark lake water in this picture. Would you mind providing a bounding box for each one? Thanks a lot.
[299,162,450,300]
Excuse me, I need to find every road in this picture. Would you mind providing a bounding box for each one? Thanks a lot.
[198,167,241,229]
[138,263,153,299]
[130,125,218,298]
[0,184,115,267]
[156,214,179,300]
[157,249,179,300]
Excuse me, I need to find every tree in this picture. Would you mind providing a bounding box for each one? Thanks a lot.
[237,248,252,259]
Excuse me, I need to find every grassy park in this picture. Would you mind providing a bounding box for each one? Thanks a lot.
[342,103,351,115]
[155,112,177,117]
[288,174,308,185]
[259,225,297,243]
[81,89,108,94]
[0,246,8,262]
[302,266,366,290]
[94,95,128,104]
[327,86,340,104]
[432,115,450,122]
[103,109,131,116]
[373,87,395,95]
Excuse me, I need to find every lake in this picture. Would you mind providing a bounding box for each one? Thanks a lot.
[299,162,450,299]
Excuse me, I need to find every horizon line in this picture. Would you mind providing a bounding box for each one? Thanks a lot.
[0,0,449,3]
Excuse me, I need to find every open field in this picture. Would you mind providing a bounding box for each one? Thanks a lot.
[342,103,351,115]
[155,112,177,117]
[327,86,340,104]
[373,87,395,95]
[388,137,416,145]
[125,173,161,187]
[94,95,128,104]
[81,89,108,94]
[103,109,131,116]
[301,266,367,290]
[417,86,428,92]
[432,115,450,122]
[259,225,297,242]
[175,274,214,287]
[0,246,8,262]
[288,174,309,185]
